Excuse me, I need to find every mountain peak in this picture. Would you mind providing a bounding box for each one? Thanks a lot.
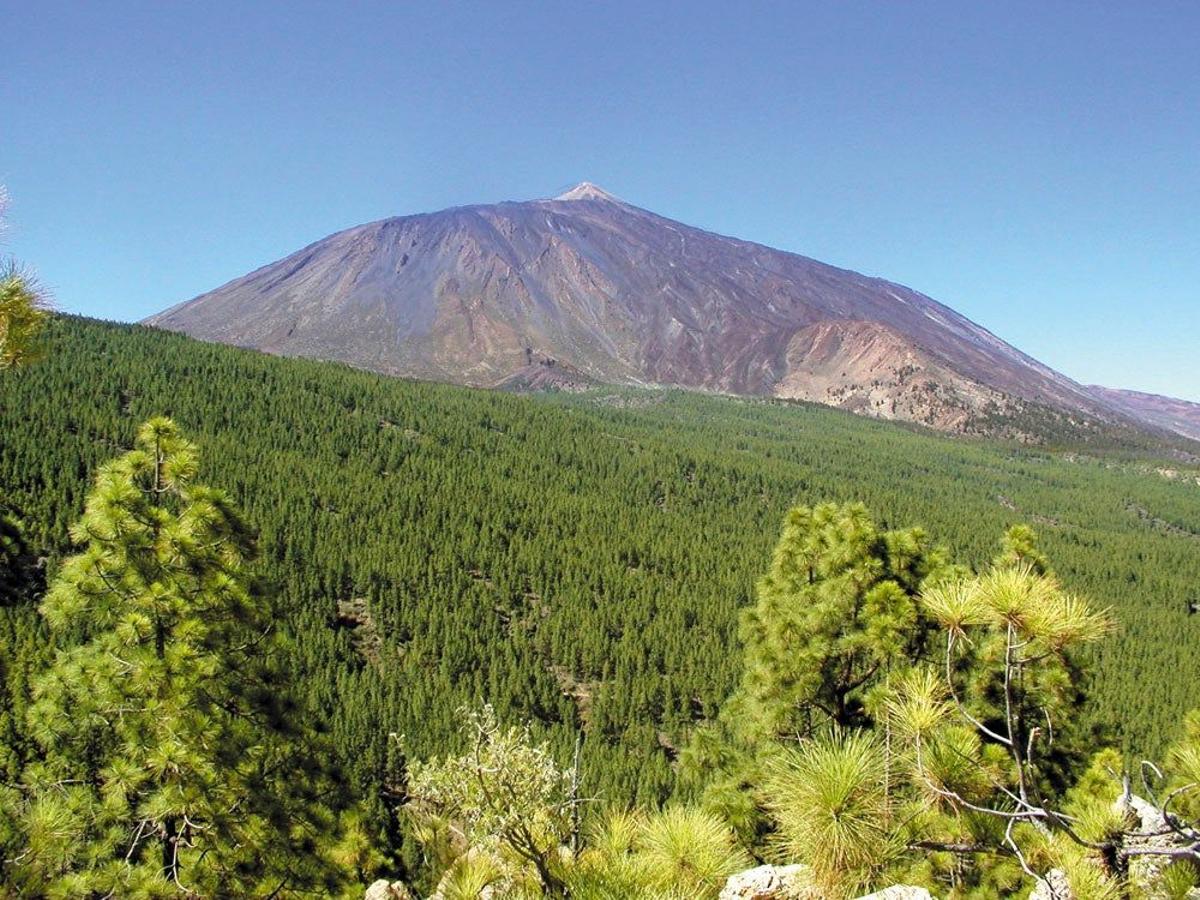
[553,181,622,203]
[146,184,1153,441]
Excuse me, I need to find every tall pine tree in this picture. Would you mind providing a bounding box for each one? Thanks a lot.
[5,417,350,897]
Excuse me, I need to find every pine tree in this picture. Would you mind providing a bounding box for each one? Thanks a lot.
[736,502,952,740]
[995,523,1052,575]
[5,417,350,897]
[680,502,954,839]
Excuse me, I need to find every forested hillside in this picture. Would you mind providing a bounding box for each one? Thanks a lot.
[2,316,1199,834]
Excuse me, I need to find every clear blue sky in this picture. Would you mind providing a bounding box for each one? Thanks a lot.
[3,1,1198,399]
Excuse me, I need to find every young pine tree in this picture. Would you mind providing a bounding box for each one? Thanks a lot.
[5,417,351,897]
[680,502,954,840]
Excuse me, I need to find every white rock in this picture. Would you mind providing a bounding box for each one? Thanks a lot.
[364,879,414,900]
[1115,792,1187,893]
[1029,869,1074,900]
[856,888,935,900]
[720,863,814,900]
[1118,792,1170,835]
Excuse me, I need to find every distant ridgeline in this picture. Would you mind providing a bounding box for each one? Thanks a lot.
[1,316,1199,817]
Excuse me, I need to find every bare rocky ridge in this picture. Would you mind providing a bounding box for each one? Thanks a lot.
[146,183,1179,438]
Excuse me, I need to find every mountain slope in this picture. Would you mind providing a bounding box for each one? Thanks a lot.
[147,183,1138,436]
[1088,386,1200,442]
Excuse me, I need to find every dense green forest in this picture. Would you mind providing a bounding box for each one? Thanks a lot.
[1,317,1199,885]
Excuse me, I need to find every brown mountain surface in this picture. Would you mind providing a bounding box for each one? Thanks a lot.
[146,183,1165,437]
[1087,386,1200,442]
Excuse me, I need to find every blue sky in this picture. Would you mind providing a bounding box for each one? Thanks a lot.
[3,1,1198,399]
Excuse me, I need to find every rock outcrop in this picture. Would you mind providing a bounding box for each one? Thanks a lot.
[718,865,939,900]
[857,887,935,900]
[719,863,815,899]
[1115,792,1193,895]
[1028,870,1073,900]
[1024,794,1198,900]
[364,879,414,900]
